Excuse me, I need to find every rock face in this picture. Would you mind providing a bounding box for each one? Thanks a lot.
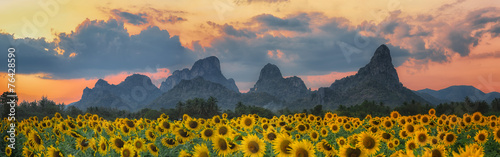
[159,56,239,92]
[249,63,309,101]
[73,74,162,111]
[149,77,281,110]
[312,44,428,108]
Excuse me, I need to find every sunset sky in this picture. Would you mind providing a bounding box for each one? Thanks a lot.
[1,0,500,104]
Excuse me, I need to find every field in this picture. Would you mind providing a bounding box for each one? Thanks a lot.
[2,109,500,157]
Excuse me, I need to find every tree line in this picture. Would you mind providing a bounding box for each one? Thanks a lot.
[1,91,500,121]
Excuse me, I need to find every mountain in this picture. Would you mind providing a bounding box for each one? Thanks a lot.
[159,56,239,92]
[249,63,310,101]
[148,77,282,110]
[310,44,428,108]
[416,85,500,103]
[73,74,162,111]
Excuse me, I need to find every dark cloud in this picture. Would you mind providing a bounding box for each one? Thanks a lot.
[158,15,187,24]
[0,19,194,79]
[447,30,478,56]
[207,21,256,38]
[111,9,148,25]
[201,16,411,82]
[252,13,311,32]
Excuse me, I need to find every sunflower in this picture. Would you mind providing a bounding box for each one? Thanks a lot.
[76,138,91,152]
[120,143,136,157]
[316,139,335,156]
[240,134,266,157]
[179,149,192,157]
[414,130,429,146]
[451,143,484,157]
[429,136,439,146]
[161,137,177,148]
[216,124,231,137]
[5,146,12,156]
[212,136,231,156]
[423,145,445,157]
[193,143,210,157]
[296,123,307,134]
[494,127,500,143]
[185,118,201,131]
[264,130,277,142]
[405,140,418,152]
[29,131,44,151]
[443,132,457,146]
[145,129,157,142]
[98,136,108,156]
[329,124,340,133]
[159,120,172,132]
[472,112,483,123]
[195,128,211,140]
[337,137,347,147]
[110,136,126,151]
[273,133,293,157]
[240,115,256,130]
[383,119,393,129]
[380,131,393,142]
[390,111,400,119]
[387,142,395,150]
[339,146,363,157]
[309,130,320,142]
[474,130,488,144]
[320,128,329,137]
[147,143,159,157]
[131,138,146,153]
[356,131,380,156]
[289,140,316,157]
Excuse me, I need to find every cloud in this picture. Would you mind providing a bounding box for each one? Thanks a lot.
[252,13,312,32]
[158,15,187,24]
[200,13,411,82]
[111,9,148,25]
[0,19,195,79]
[207,21,256,38]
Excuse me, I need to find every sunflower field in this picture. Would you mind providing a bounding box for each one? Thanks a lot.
[2,109,500,157]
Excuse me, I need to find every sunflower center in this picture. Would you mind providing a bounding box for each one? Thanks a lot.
[496,130,500,139]
[408,142,416,150]
[204,129,213,137]
[135,141,142,148]
[34,134,42,144]
[189,121,198,129]
[362,137,375,149]
[81,139,89,147]
[150,145,158,152]
[179,129,189,137]
[478,134,486,141]
[162,122,170,129]
[407,125,414,132]
[445,134,455,142]
[298,125,306,131]
[115,139,124,148]
[346,147,361,157]
[100,143,106,150]
[418,134,426,142]
[123,149,130,157]
[322,143,332,151]
[474,115,480,121]
[126,120,135,128]
[218,138,228,150]
[244,118,253,126]
[199,152,209,157]
[167,138,176,145]
[267,133,276,140]
[248,141,260,153]
[382,133,391,139]
[385,121,392,127]
[280,140,292,154]
[295,148,309,157]
[332,125,338,131]
[431,149,442,157]
[311,132,318,139]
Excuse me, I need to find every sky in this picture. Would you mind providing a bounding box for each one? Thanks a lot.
[1,0,500,104]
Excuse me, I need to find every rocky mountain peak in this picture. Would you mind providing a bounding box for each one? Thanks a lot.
[94,79,110,88]
[259,63,283,80]
[119,74,154,87]
[357,44,399,83]
[190,56,222,76]
[159,56,239,92]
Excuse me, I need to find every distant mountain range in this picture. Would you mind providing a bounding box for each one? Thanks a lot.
[415,86,500,104]
[72,45,500,111]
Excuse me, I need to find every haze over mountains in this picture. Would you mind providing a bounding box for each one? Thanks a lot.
[72,45,500,111]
